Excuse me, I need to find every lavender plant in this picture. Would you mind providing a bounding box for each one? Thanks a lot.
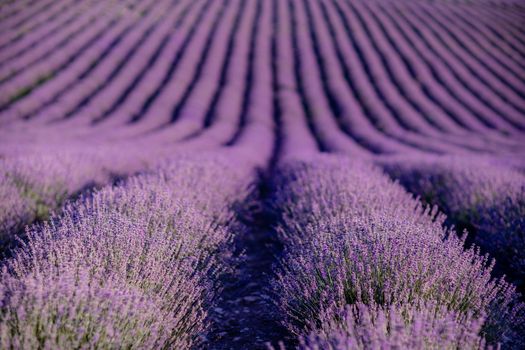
[0,155,256,349]
[271,155,524,348]
[0,270,178,349]
[301,303,486,350]
[380,155,525,285]
[0,173,33,241]
[0,151,114,241]
[0,146,195,245]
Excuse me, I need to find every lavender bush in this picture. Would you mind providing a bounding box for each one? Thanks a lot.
[0,145,190,245]
[380,155,525,285]
[0,154,255,349]
[271,155,524,348]
[301,303,486,350]
[0,270,177,349]
[0,154,93,243]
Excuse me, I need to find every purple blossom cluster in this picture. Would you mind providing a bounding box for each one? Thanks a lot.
[0,154,255,349]
[380,155,525,285]
[300,303,486,350]
[0,148,144,242]
[270,155,524,348]
[1,270,174,349]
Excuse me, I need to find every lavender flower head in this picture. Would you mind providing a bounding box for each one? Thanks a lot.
[272,155,524,347]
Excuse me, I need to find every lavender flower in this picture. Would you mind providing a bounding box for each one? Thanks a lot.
[0,270,178,349]
[271,155,524,348]
[380,155,525,284]
[1,155,256,349]
[301,303,486,350]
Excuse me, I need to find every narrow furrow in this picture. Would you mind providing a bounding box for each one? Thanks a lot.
[203,1,286,344]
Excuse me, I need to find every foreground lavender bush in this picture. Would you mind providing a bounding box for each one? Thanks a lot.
[380,155,525,285]
[0,150,127,242]
[0,174,33,239]
[1,270,175,349]
[0,145,207,254]
[271,155,524,348]
[301,303,486,350]
[0,155,255,349]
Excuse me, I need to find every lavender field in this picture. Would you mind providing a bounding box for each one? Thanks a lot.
[0,0,524,349]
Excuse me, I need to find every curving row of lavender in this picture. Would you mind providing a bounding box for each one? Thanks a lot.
[270,155,524,349]
[381,155,525,289]
[0,0,524,348]
[1,153,257,348]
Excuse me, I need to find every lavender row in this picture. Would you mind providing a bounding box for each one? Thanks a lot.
[0,0,116,83]
[368,1,525,138]
[0,142,173,247]
[82,0,205,129]
[396,1,525,119]
[299,303,487,349]
[286,0,376,156]
[0,154,257,349]
[290,3,516,157]
[433,2,525,72]
[353,0,523,141]
[287,0,523,159]
[0,0,177,124]
[8,0,205,129]
[380,154,525,288]
[419,1,525,93]
[0,0,61,34]
[127,0,233,132]
[299,0,420,155]
[2,0,523,161]
[270,155,525,348]
[318,0,477,155]
[0,1,138,106]
[339,0,524,144]
[474,4,525,46]
[46,0,198,129]
[454,5,525,57]
[296,0,520,156]
[308,0,488,155]
[0,0,85,62]
[165,0,254,145]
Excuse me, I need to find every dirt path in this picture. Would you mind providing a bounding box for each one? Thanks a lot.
[205,180,290,349]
